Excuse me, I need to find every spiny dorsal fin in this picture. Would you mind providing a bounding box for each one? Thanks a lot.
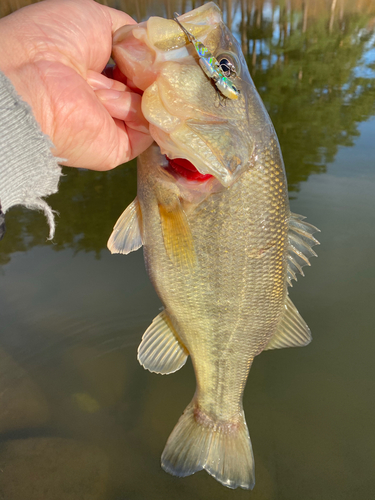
[264,295,312,350]
[107,197,143,254]
[287,213,320,287]
[137,310,189,374]
[159,202,196,269]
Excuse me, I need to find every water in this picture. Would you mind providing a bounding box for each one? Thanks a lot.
[0,1,374,498]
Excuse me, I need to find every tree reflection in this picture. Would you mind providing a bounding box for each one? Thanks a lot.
[0,163,137,265]
[0,0,374,261]
[241,0,375,192]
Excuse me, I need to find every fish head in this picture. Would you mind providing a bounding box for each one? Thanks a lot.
[113,2,272,189]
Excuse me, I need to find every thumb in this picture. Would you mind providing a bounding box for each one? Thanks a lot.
[100,4,138,34]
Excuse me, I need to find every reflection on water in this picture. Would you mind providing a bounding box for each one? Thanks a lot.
[0,161,138,265]
[0,1,375,499]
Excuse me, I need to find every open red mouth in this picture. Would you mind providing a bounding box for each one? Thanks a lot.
[166,157,214,182]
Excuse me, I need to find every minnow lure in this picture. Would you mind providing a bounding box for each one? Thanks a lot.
[173,13,240,100]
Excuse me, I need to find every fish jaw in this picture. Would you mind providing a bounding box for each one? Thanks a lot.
[141,62,256,187]
[111,5,217,90]
[112,5,271,187]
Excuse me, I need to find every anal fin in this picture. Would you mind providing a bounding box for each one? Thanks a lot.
[265,296,312,350]
[138,311,188,374]
[107,197,143,254]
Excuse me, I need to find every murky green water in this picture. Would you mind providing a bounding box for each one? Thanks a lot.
[1,1,375,498]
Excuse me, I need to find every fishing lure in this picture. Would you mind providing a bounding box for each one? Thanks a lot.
[173,13,240,100]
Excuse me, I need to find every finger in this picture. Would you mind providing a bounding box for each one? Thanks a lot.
[93,118,152,168]
[96,89,149,134]
[125,127,154,161]
[87,70,128,91]
[103,5,137,33]
[113,118,153,164]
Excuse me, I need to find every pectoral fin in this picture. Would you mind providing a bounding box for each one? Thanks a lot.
[138,311,189,374]
[264,296,312,350]
[159,202,196,269]
[107,197,143,254]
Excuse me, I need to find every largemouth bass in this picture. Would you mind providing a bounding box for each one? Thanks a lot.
[108,2,319,490]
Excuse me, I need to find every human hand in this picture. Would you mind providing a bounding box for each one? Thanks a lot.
[0,0,153,170]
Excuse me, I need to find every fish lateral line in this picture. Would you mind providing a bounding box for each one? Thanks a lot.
[173,13,240,100]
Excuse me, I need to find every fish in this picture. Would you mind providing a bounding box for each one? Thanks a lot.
[108,2,319,491]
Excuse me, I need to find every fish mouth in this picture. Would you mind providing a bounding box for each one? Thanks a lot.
[166,157,214,182]
[160,151,222,205]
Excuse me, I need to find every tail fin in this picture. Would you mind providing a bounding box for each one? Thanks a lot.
[161,400,255,490]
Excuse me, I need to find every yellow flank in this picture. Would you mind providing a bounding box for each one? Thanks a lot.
[158,202,196,269]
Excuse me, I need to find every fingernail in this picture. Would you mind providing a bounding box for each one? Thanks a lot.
[87,73,126,92]
[96,89,122,101]
[130,123,150,134]
[87,74,112,90]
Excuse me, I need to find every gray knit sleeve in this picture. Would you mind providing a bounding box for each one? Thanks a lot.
[0,71,62,239]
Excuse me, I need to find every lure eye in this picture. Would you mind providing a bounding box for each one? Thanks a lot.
[217,51,241,77]
[229,82,240,97]
[218,58,233,77]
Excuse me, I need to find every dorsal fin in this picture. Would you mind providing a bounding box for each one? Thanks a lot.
[264,295,311,350]
[107,197,143,254]
[287,213,320,287]
[138,310,189,374]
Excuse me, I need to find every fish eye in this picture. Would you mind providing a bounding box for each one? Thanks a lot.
[216,51,241,77]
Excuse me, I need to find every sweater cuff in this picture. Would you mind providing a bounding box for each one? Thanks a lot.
[0,71,62,239]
